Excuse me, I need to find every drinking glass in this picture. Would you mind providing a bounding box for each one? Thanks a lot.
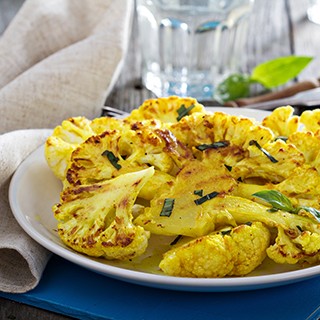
[136,0,255,101]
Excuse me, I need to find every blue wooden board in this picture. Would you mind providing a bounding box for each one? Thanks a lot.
[1,254,320,320]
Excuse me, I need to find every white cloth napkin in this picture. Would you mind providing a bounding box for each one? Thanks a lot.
[0,0,133,293]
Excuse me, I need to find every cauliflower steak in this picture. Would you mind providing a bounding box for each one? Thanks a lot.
[54,167,154,260]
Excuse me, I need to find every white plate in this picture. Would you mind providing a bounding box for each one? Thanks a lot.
[9,108,320,292]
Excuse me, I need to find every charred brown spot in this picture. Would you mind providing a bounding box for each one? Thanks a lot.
[72,184,102,195]
[118,197,129,209]
[102,232,134,247]
[115,216,124,224]
[70,226,78,235]
[203,119,214,129]
[131,122,143,130]
[86,235,96,247]
[133,179,142,187]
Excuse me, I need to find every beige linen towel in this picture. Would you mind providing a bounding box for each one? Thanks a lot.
[0,129,52,293]
[0,0,133,133]
[0,0,133,293]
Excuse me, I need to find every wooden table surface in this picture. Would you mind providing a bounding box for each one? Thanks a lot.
[1,0,320,319]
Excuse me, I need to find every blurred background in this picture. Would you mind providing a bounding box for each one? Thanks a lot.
[1,0,320,111]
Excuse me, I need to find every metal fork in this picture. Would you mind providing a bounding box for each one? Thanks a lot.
[101,106,129,118]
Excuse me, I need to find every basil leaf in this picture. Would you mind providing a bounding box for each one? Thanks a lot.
[251,56,313,89]
[252,190,295,212]
[253,190,320,222]
[298,206,320,223]
[214,73,252,103]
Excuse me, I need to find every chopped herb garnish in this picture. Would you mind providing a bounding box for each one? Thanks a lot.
[275,136,288,142]
[102,150,122,170]
[160,198,175,217]
[224,164,232,172]
[249,140,278,163]
[221,229,232,236]
[194,191,219,205]
[176,104,195,121]
[170,235,182,245]
[196,141,230,151]
[194,189,203,197]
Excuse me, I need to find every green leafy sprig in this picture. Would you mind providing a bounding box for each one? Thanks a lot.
[215,56,313,103]
[252,190,320,222]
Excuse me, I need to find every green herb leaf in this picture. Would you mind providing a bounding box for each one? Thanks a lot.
[214,73,252,103]
[101,150,122,170]
[194,189,203,197]
[220,229,232,236]
[251,56,313,89]
[196,141,230,151]
[249,140,278,163]
[298,206,320,223]
[176,104,195,121]
[275,136,288,142]
[160,198,175,217]
[253,190,320,222]
[214,56,313,103]
[170,235,182,245]
[194,191,219,205]
[252,190,295,212]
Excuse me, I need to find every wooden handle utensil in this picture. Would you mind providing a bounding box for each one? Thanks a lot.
[224,78,320,107]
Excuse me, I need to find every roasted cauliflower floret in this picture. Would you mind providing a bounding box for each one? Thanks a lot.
[66,130,122,186]
[288,131,320,173]
[231,139,305,183]
[54,167,154,260]
[262,106,299,137]
[45,116,127,181]
[45,136,79,181]
[45,117,95,180]
[267,226,320,265]
[300,109,320,132]
[276,166,320,203]
[90,116,130,135]
[169,111,274,151]
[159,222,270,277]
[209,194,320,265]
[126,96,205,123]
